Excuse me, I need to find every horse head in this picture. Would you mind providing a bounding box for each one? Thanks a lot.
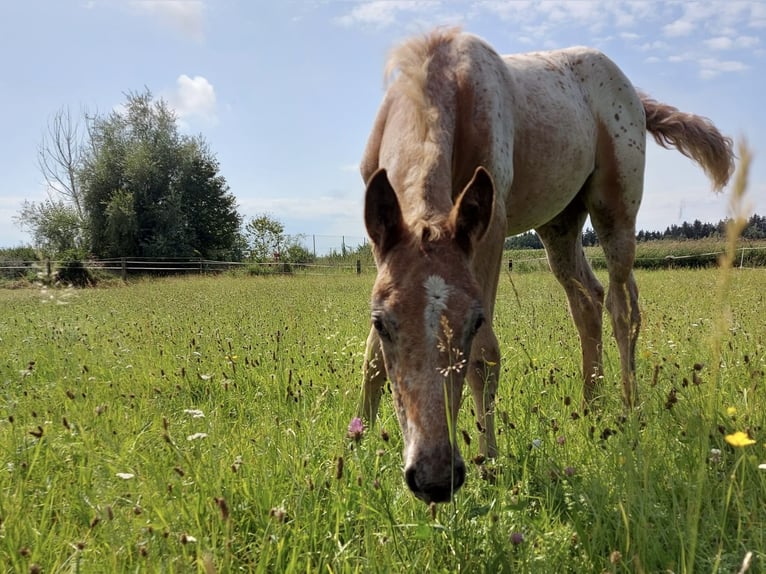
[364,166,495,503]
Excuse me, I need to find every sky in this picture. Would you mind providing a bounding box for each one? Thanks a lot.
[1,0,764,249]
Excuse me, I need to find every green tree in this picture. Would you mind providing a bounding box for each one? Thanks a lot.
[15,198,83,257]
[244,214,284,262]
[79,90,241,258]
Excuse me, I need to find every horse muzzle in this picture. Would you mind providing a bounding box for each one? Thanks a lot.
[404,457,466,503]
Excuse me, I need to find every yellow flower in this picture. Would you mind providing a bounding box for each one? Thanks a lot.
[726,406,737,416]
[725,431,756,447]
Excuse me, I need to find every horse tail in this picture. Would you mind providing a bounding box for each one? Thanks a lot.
[640,93,734,191]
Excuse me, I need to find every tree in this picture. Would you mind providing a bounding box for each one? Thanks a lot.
[244,214,284,262]
[38,106,86,219]
[14,107,89,257]
[15,198,82,257]
[78,90,241,258]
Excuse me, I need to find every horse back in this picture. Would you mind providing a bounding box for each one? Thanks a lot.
[500,47,646,234]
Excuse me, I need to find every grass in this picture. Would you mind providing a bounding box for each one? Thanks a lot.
[1,266,764,573]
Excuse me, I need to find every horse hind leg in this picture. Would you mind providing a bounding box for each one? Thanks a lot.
[585,136,643,408]
[593,226,641,408]
[537,200,606,404]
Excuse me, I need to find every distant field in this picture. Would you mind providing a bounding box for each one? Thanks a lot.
[1,270,764,572]
[505,238,766,272]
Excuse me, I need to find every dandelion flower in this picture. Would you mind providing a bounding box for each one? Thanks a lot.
[725,431,756,447]
[726,406,737,416]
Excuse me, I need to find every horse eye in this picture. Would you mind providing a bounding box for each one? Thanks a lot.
[372,316,390,340]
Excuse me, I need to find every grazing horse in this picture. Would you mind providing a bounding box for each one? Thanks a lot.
[358,28,734,504]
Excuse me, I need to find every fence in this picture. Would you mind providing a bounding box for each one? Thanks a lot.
[0,256,373,282]
[507,245,766,273]
[2,245,766,283]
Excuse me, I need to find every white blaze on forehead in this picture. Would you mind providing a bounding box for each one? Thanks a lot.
[424,275,451,342]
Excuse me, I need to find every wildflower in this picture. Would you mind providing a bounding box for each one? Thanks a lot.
[725,431,756,447]
[347,417,365,441]
[758,464,766,471]
[184,409,205,418]
[510,531,524,545]
[709,448,722,464]
[116,472,135,480]
[187,432,208,441]
[726,406,737,416]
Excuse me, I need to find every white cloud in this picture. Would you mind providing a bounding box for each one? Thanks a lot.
[130,0,205,41]
[335,0,441,28]
[169,75,218,126]
[698,58,748,79]
[663,18,695,37]
[339,163,360,174]
[705,36,733,50]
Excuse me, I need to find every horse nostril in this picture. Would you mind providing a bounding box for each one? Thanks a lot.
[405,466,419,494]
[405,462,466,503]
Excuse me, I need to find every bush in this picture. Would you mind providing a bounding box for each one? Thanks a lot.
[56,250,96,287]
[0,246,39,280]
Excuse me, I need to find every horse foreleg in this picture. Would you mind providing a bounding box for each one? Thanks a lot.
[358,327,387,424]
[467,327,500,458]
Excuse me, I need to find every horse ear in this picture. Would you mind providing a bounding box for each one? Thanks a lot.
[450,167,495,253]
[364,168,405,257]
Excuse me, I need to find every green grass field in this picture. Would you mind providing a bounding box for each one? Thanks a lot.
[1,269,764,573]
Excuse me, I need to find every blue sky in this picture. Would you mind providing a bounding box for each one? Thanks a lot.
[1,0,764,248]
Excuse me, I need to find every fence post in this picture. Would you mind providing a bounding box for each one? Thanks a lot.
[356,259,361,275]
[121,257,127,281]
[46,259,51,280]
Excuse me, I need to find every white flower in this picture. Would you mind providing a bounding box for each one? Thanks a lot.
[184,409,205,418]
[116,472,135,479]
[758,464,766,471]
[187,432,208,441]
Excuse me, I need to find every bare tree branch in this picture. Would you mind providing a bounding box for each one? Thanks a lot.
[37,106,85,218]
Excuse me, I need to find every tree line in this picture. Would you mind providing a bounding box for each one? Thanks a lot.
[505,214,766,250]
[13,90,310,266]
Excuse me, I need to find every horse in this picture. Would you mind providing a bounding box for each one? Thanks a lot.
[358,28,734,504]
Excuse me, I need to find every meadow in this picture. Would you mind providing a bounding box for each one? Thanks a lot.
[1,268,764,573]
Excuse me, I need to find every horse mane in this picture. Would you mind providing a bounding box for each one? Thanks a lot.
[383,27,463,242]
